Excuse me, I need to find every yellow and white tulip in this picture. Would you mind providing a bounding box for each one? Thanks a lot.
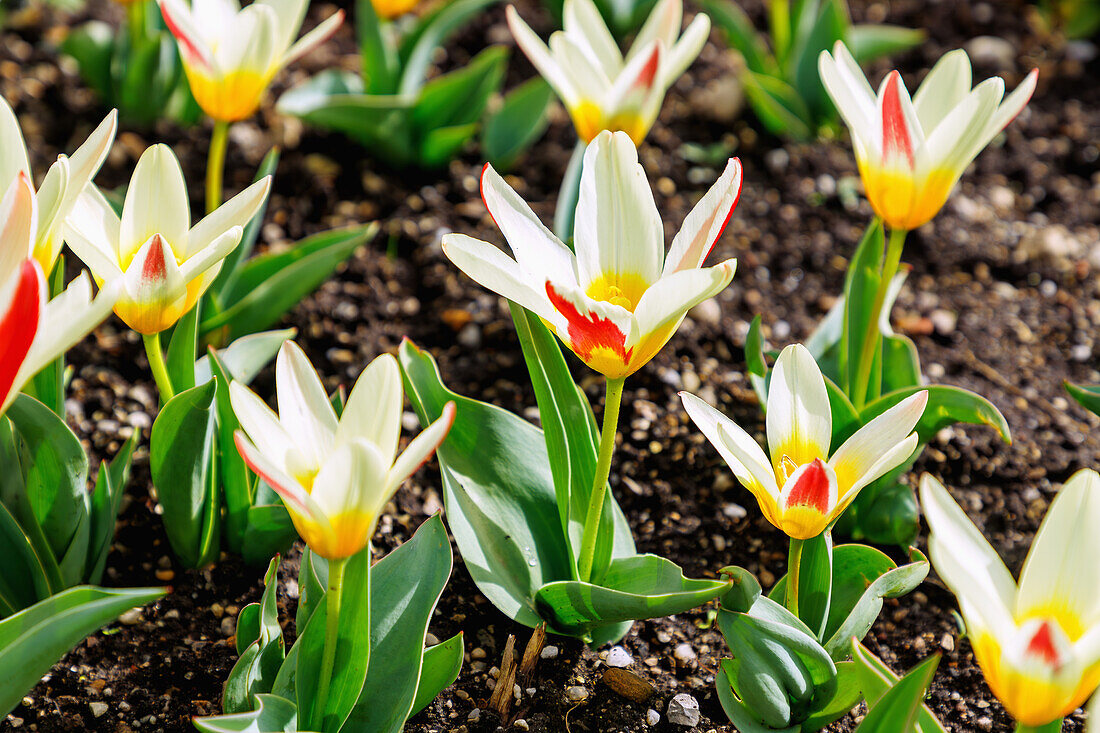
[818,42,1037,231]
[922,470,1100,726]
[230,342,455,560]
[63,143,270,334]
[682,344,927,539]
[371,0,419,20]
[0,97,116,272]
[507,0,709,144]
[158,0,344,122]
[0,173,118,414]
[443,130,738,380]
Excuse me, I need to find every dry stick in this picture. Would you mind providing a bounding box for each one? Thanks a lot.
[519,624,546,678]
[489,634,518,717]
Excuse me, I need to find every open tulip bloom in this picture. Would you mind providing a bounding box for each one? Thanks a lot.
[1,173,118,415]
[922,470,1100,728]
[0,97,116,272]
[681,344,927,541]
[507,0,709,144]
[818,42,1037,233]
[159,0,344,123]
[230,342,456,562]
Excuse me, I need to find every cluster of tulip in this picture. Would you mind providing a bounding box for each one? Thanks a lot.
[1,0,1093,730]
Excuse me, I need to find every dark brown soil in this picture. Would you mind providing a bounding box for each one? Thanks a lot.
[2,0,1099,731]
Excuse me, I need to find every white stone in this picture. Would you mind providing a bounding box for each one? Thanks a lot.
[566,686,588,702]
[667,693,700,726]
[606,646,634,668]
[646,709,661,726]
[541,645,559,659]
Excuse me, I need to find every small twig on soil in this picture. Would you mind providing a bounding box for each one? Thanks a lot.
[519,624,546,678]
[488,634,518,718]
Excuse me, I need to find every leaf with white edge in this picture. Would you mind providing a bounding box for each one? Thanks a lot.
[193,693,311,733]
[412,632,464,716]
[853,643,943,733]
[195,329,296,386]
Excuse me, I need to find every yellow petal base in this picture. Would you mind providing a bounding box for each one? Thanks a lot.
[185,67,271,123]
[291,509,377,561]
[859,160,957,231]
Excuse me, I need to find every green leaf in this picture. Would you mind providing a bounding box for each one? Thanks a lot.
[345,514,454,732]
[398,339,574,630]
[802,661,861,731]
[823,547,928,660]
[0,498,52,615]
[167,305,200,394]
[0,585,165,717]
[697,0,777,75]
[60,21,115,100]
[194,693,308,733]
[412,632,464,716]
[843,220,885,398]
[742,69,814,140]
[716,658,801,733]
[861,385,1011,445]
[411,46,507,131]
[481,77,554,170]
[419,122,480,169]
[834,468,920,546]
[87,431,139,583]
[195,329,295,386]
[1067,381,1100,418]
[150,381,220,568]
[789,0,848,119]
[534,554,731,637]
[202,226,373,341]
[846,24,925,64]
[397,0,503,95]
[852,642,946,733]
[295,548,371,732]
[224,556,285,714]
[297,549,326,633]
[854,646,941,732]
[240,504,298,567]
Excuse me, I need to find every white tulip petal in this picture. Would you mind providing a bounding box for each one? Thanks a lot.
[336,353,403,463]
[235,431,329,527]
[57,110,117,220]
[120,145,190,264]
[311,438,390,519]
[441,233,560,326]
[0,96,31,188]
[159,0,216,70]
[680,391,778,497]
[921,77,1003,174]
[659,13,709,88]
[255,0,308,53]
[563,0,622,76]
[187,176,271,258]
[507,6,580,107]
[664,157,742,274]
[766,344,832,472]
[630,259,735,346]
[63,185,123,281]
[629,0,681,61]
[875,70,923,169]
[178,226,242,286]
[275,341,338,467]
[912,49,972,131]
[282,10,344,68]
[549,32,614,102]
[987,68,1038,140]
[229,380,297,462]
[386,401,456,498]
[0,173,37,275]
[818,43,878,154]
[829,390,927,493]
[34,158,67,248]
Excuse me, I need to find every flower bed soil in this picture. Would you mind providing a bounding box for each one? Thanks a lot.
[2,0,1099,730]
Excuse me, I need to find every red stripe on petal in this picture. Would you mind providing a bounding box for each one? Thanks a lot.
[1025,621,1063,670]
[633,45,661,91]
[159,2,210,71]
[141,234,169,283]
[546,281,632,365]
[783,458,831,514]
[0,260,45,408]
[479,162,502,230]
[704,159,743,261]
[881,71,915,169]
[233,431,312,515]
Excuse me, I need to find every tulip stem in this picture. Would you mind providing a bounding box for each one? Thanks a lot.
[127,0,147,49]
[786,538,804,619]
[1015,720,1063,733]
[852,225,907,410]
[206,119,230,215]
[315,555,347,727]
[577,376,625,583]
[142,332,174,404]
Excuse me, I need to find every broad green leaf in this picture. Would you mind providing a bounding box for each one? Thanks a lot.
[346,514,454,732]
[0,585,165,717]
[412,632,464,716]
[194,693,308,733]
[0,499,51,615]
[60,21,115,100]
[206,346,253,553]
[534,554,731,637]
[553,140,585,242]
[852,642,947,733]
[167,305,200,394]
[742,69,814,140]
[861,385,1011,445]
[240,504,298,567]
[87,431,138,584]
[716,658,801,733]
[295,547,371,732]
[835,466,920,546]
[195,329,295,386]
[790,0,847,118]
[397,0,503,95]
[419,122,480,169]
[843,220,884,402]
[224,556,285,714]
[150,381,220,568]
[356,0,399,93]
[697,0,777,75]
[823,548,928,660]
[802,661,861,731]
[1067,381,1100,418]
[411,47,507,131]
[482,77,554,171]
[398,340,573,630]
[854,646,941,732]
[847,24,925,64]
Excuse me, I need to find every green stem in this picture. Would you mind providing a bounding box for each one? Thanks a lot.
[315,556,348,726]
[205,119,230,215]
[576,376,626,582]
[852,226,907,410]
[553,138,586,243]
[142,332,174,404]
[127,0,147,50]
[786,538,804,618]
[1015,720,1063,733]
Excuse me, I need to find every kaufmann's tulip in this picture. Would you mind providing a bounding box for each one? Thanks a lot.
[0,98,116,272]
[681,344,927,539]
[63,143,270,335]
[158,0,343,122]
[507,0,709,144]
[443,130,738,380]
[818,42,1037,231]
[1,173,117,414]
[371,0,418,19]
[922,470,1100,727]
[231,342,455,560]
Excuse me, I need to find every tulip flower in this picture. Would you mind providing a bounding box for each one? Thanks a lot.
[372,0,418,20]
[0,98,116,273]
[1,173,118,415]
[921,470,1100,727]
[818,42,1037,232]
[230,342,455,560]
[681,344,927,540]
[158,0,344,124]
[507,0,709,144]
[444,130,738,381]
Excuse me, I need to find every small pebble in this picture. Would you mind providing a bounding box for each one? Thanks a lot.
[514,720,529,731]
[118,608,143,626]
[89,702,109,718]
[541,645,559,659]
[221,616,237,636]
[566,686,588,702]
[673,643,696,665]
[667,693,700,726]
[467,709,481,722]
[606,646,634,668]
[646,709,661,726]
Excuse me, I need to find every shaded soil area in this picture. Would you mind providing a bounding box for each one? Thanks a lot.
[2,0,1100,731]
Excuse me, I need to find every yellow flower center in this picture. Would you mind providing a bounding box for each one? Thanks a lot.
[585,272,648,312]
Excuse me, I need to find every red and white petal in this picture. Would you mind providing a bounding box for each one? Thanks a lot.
[766,344,832,474]
[158,0,216,71]
[921,77,1003,176]
[574,131,663,289]
[680,391,779,499]
[987,68,1038,139]
[1017,469,1100,629]
[818,43,878,154]
[630,260,735,347]
[0,259,45,413]
[604,43,662,121]
[778,458,838,517]
[441,233,560,325]
[187,177,271,258]
[0,173,38,276]
[658,14,709,89]
[563,0,622,76]
[0,97,30,190]
[229,380,297,462]
[507,7,580,107]
[829,390,927,494]
[480,164,577,288]
[120,233,188,332]
[385,401,456,499]
[275,340,338,467]
[876,70,923,170]
[544,278,636,366]
[281,10,345,68]
[235,430,330,526]
[912,49,973,132]
[920,474,1018,643]
[120,145,190,265]
[664,158,742,275]
[629,0,681,61]
[63,185,123,282]
[55,111,117,226]
[336,352,403,463]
